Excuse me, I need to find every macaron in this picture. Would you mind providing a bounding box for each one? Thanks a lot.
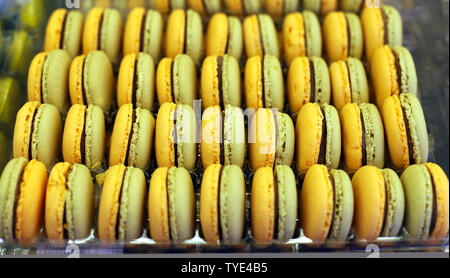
[98,164,147,241]
[4,30,32,74]
[82,7,123,63]
[27,50,71,114]
[188,0,222,15]
[109,104,155,170]
[165,9,204,65]
[0,158,47,244]
[62,104,106,171]
[249,109,295,171]
[0,77,24,128]
[200,164,246,244]
[401,163,449,241]
[381,93,429,170]
[206,13,243,60]
[323,12,363,62]
[157,54,197,107]
[301,165,354,243]
[201,55,241,110]
[329,58,369,112]
[148,166,195,243]
[151,0,187,15]
[13,102,62,170]
[123,8,163,61]
[265,0,299,19]
[201,106,246,169]
[352,166,405,242]
[296,103,341,175]
[302,0,338,15]
[155,103,198,171]
[45,162,94,241]
[44,9,84,59]
[251,166,298,242]
[340,103,385,173]
[245,55,284,111]
[243,14,279,58]
[69,51,114,112]
[117,52,156,111]
[287,56,331,114]
[361,5,403,61]
[339,0,365,13]
[225,0,262,16]
[282,11,322,64]
[371,46,418,109]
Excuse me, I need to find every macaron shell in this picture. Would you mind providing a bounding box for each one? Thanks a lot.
[128,108,155,169]
[360,103,385,168]
[201,106,222,169]
[251,167,275,242]
[258,14,280,58]
[123,8,145,55]
[329,169,354,241]
[142,10,164,60]
[361,7,385,61]
[322,104,341,170]
[62,11,84,58]
[340,0,364,12]
[185,9,204,65]
[27,53,48,105]
[155,103,177,168]
[323,12,349,62]
[165,9,186,58]
[249,109,276,171]
[346,12,363,59]
[382,5,403,48]
[223,106,246,168]
[303,11,322,58]
[304,0,337,15]
[282,12,306,64]
[392,46,417,96]
[200,164,222,243]
[173,54,197,105]
[371,46,401,108]
[84,51,114,111]
[243,15,264,58]
[206,13,229,57]
[109,104,133,167]
[13,102,39,161]
[148,167,171,242]
[135,53,156,110]
[347,57,369,105]
[245,56,264,110]
[44,9,68,53]
[264,55,284,110]
[156,57,175,105]
[275,112,295,166]
[340,103,363,171]
[222,55,242,108]
[274,165,297,241]
[85,105,106,169]
[226,16,243,59]
[381,168,405,237]
[82,8,103,55]
[330,60,352,111]
[175,104,198,170]
[62,104,86,166]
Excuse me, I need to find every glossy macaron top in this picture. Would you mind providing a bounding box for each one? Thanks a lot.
[188,0,222,15]
[243,14,279,58]
[303,0,338,15]
[206,13,243,60]
[151,0,187,15]
[225,0,262,16]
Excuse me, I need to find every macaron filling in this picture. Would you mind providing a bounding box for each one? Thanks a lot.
[317,107,328,165]
[344,14,351,57]
[7,166,26,240]
[344,61,354,102]
[113,168,127,239]
[274,115,287,165]
[392,50,406,94]
[216,166,224,240]
[399,98,417,165]
[38,54,49,103]
[325,173,336,239]
[139,12,148,52]
[426,166,438,235]
[272,170,279,240]
[59,11,68,49]
[217,56,225,110]
[309,60,316,103]
[131,56,140,108]
[27,107,40,161]
[359,109,368,165]
[124,109,137,165]
[257,16,266,55]
[80,57,89,105]
[97,10,105,50]
[170,60,179,103]
[79,108,87,165]
[379,173,390,237]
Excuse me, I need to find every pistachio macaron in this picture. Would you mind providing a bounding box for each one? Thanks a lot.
[243,14,279,58]
[339,0,365,13]
[296,103,341,175]
[157,54,197,107]
[148,166,195,243]
[287,56,331,114]
[282,11,322,64]
[62,104,106,171]
[225,0,262,16]
[0,158,48,244]
[301,165,354,243]
[98,164,147,241]
[165,9,204,65]
[201,106,246,169]
[151,0,187,15]
[188,0,222,15]
[69,51,114,112]
[13,102,62,170]
[206,13,243,60]
[44,9,83,59]
[352,166,405,242]
[123,8,163,61]
[45,162,94,241]
[329,58,369,112]
[82,7,123,63]
[251,166,298,243]
[302,0,338,15]
[245,55,284,111]
[109,104,155,170]
[382,93,429,170]
[118,52,156,111]
[155,103,198,171]
[265,0,299,19]
[27,49,71,114]
[200,164,246,244]
[401,163,449,241]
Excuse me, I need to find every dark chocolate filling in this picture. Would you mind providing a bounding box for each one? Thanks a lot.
[62,166,73,239]
[165,170,173,241]
[182,11,188,54]
[428,169,438,234]
[60,11,68,50]
[261,56,266,108]
[97,10,105,50]
[80,108,87,165]
[28,108,39,161]
[12,166,26,240]
[220,111,225,165]
[357,0,365,14]
[124,109,137,166]
[326,173,336,239]
[360,110,367,166]
[400,104,415,166]
[344,14,351,57]
[345,61,353,102]
[139,12,147,52]
[225,20,231,54]
[273,172,279,240]
[303,13,308,56]
[170,60,177,103]
[114,168,127,239]
[309,60,316,103]
[380,173,389,236]
[257,16,266,55]
[381,8,389,45]
[131,56,139,108]
[217,166,224,240]
[39,56,46,103]
[273,112,279,168]
[173,108,178,167]
[81,58,88,105]
[392,50,405,94]
[217,56,225,111]
[317,107,328,165]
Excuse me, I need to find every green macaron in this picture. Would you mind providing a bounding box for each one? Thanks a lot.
[380,168,405,237]
[275,113,295,167]
[339,0,365,13]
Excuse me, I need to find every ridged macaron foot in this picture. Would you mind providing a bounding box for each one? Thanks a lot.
[361,5,403,61]
[188,0,222,16]
[148,167,195,243]
[157,54,197,107]
[382,93,428,170]
[225,0,262,16]
[201,106,246,169]
[352,166,405,242]
[287,56,330,114]
[13,102,62,170]
[98,164,147,241]
[109,104,155,170]
[45,162,94,241]
[44,9,83,59]
[62,104,106,171]
[339,0,365,13]
[200,164,246,244]
[82,7,123,63]
[340,103,385,173]
[0,158,47,244]
[245,55,284,111]
[330,57,369,112]
[155,103,198,171]
[249,109,295,171]
[401,163,449,241]
[118,52,156,111]
[251,166,298,243]
[243,14,279,58]
[151,0,187,15]
[265,0,299,19]
[282,11,322,65]
[27,49,71,114]
[206,13,243,60]
[371,45,418,109]
[303,0,338,15]
[69,51,114,113]
[123,8,163,61]
[301,165,354,243]
[295,103,341,175]
[165,9,204,65]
